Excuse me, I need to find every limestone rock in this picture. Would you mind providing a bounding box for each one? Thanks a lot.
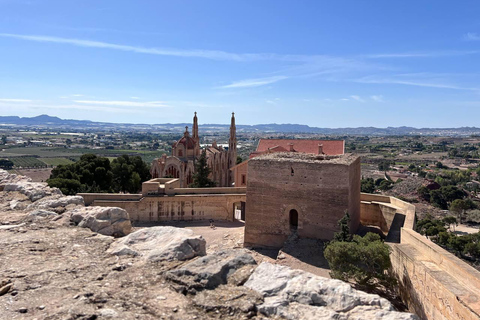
[0,169,62,202]
[166,249,256,292]
[27,195,84,210]
[10,200,27,211]
[25,209,58,221]
[244,263,418,320]
[193,285,263,314]
[108,226,205,262]
[70,206,132,237]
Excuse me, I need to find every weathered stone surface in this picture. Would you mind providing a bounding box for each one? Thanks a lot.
[108,226,205,262]
[166,249,256,292]
[25,209,58,221]
[70,206,132,237]
[193,285,263,314]
[0,170,62,202]
[27,195,84,210]
[244,262,418,320]
[9,199,27,210]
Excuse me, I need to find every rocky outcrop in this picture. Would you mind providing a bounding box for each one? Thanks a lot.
[70,206,132,237]
[25,209,58,221]
[108,226,205,262]
[0,169,61,202]
[244,262,418,320]
[166,249,256,293]
[27,195,84,211]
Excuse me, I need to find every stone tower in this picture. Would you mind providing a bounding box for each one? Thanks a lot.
[228,112,237,186]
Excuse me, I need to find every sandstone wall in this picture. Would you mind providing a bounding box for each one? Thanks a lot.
[85,193,245,222]
[360,193,480,320]
[244,154,361,248]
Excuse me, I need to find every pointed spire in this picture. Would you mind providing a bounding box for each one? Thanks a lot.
[184,126,190,137]
[192,111,199,141]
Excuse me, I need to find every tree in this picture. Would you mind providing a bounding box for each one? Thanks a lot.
[443,216,457,232]
[236,156,243,165]
[0,159,14,169]
[190,149,215,188]
[378,160,391,171]
[361,178,375,193]
[325,233,394,290]
[334,211,351,242]
[111,155,151,193]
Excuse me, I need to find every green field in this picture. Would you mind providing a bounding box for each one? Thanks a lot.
[40,158,74,166]
[10,157,48,168]
[0,147,164,166]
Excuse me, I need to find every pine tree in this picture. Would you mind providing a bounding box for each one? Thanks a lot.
[333,210,351,242]
[191,149,215,188]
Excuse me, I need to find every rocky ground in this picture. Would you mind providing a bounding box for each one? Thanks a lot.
[0,170,419,319]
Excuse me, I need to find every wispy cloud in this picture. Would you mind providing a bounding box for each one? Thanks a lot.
[463,32,480,41]
[0,33,278,62]
[365,50,480,59]
[220,76,287,89]
[371,95,384,102]
[130,96,140,99]
[350,95,365,102]
[74,100,169,108]
[0,98,33,102]
[355,74,480,91]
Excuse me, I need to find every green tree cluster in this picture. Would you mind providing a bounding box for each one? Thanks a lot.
[47,154,150,195]
[417,185,466,209]
[324,212,395,291]
[0,159,14,169]
[361,178,375,193]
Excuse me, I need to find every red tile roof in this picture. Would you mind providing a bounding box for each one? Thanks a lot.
[254,139,344,156]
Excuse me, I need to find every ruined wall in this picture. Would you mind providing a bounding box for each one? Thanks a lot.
[244,153,361,248]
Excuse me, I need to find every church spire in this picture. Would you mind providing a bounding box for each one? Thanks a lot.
[228,112,237,186]
[192,111,199,142]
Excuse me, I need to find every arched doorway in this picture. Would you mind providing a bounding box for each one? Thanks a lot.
[289,209,298,230]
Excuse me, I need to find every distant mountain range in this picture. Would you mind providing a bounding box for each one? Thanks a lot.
[1,115,479,136]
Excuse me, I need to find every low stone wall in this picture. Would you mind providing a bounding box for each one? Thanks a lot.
[79,193,143,206]
[92,194,246,222]
[360,193,480,320]
[79,191,246,223]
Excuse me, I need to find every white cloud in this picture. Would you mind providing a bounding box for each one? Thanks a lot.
[220,76,287,89]
[265,100,277,105]
[350,95,365,102]
[74,100,169,108]
[340,98,349,101]
[0,98,33,102]
[463,32,480,41]
[371,95,384,102]
[130,96,140,99]
[72,94,84,97]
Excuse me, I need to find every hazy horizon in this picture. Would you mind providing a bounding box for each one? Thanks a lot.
[1,1,479,127]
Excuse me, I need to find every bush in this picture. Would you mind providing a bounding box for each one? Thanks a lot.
[325,233,394,289]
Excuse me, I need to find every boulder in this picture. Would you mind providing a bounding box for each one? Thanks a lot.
[244,263,418,320]
[108,226,206,262]
[70,206,132,237]
[27,195,84,210]
[166,249,256,292]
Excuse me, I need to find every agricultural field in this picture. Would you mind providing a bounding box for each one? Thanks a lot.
[10,157,48,168]
[40,157,74,166]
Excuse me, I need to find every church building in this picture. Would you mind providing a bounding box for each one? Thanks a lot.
[150,112,237,188]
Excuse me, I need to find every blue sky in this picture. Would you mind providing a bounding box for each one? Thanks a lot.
[0,0,479,127]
